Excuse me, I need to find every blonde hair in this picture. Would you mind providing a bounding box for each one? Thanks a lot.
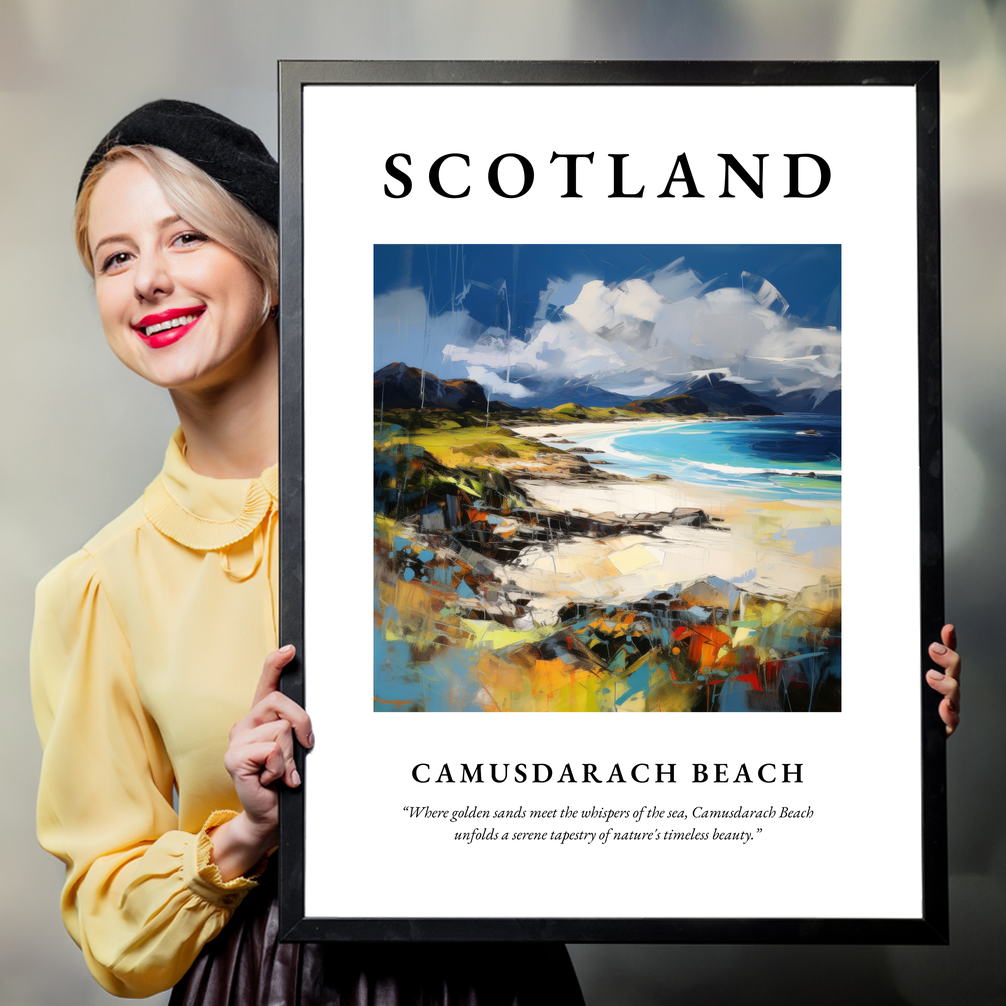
[75,145,278,323]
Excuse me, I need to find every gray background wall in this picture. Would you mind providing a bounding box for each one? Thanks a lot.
[1,2,1003,1003]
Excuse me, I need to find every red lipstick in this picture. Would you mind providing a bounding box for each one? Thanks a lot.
[132,306,205,349]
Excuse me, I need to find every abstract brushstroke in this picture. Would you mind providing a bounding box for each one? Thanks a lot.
[373,245,841,712]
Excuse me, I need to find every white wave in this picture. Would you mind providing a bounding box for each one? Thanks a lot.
[559,423,841,481]
[583,442,841,480]
[575,429,681,464]
[586,441,841,479]
[681,459,843,478]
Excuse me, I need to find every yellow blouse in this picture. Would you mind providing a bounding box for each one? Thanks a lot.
[31,428,279,998]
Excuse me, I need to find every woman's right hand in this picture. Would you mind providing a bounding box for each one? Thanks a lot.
[209,645,314,881]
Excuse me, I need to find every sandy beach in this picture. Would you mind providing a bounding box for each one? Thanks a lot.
[516,418,842,516]
[496,420,841,612]
[374,414,841,712]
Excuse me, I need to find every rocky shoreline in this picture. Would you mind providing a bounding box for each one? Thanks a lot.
[374,414,841,713]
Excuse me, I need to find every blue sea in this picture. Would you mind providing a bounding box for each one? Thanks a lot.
[563,415,841,501]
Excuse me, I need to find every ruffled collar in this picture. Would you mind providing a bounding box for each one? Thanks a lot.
[143,428,278,551]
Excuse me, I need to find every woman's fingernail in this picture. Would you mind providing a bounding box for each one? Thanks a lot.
[291,768,301,787]
[928,669,944,680]
[307,732,315,748]
[931,643,947,654]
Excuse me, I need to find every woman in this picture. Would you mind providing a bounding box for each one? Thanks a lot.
[31,100,586,1003]
[33,99,963,1003]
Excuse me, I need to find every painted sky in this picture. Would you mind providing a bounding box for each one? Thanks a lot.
[374,244,841,406]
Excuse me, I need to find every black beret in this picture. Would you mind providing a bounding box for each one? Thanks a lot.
[78,99,278,228]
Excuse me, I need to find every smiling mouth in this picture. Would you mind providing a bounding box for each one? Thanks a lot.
[131,307,207,349]
[142,313,199,337]
[134,307,206,338]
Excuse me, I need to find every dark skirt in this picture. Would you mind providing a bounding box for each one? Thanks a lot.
[169,869,585,1006]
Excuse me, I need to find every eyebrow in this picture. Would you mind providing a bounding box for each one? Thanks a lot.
[91,215,185,258]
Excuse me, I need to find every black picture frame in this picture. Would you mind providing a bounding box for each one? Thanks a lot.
[277,60,945,944]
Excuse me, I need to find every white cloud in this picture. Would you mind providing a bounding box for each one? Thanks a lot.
[378,258,842,403]
[534,272,600,319]
[465,365,535,399]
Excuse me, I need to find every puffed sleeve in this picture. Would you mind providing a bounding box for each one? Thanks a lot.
[31,549,262,998]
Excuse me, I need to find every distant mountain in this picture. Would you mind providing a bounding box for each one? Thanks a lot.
[374,363,487,412]
[373,363,838,418]
[487,400,522,414]
[496,379,636,409]
[650,373,779,416]
[771,389,841,415]
[624,394,713,415]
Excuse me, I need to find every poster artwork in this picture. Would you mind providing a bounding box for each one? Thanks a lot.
[373,243,842,714]
[289,65,941,940]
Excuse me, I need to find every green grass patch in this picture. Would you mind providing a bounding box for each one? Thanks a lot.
[376,420,554,468]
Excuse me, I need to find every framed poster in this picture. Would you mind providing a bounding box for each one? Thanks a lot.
[277,61,946,943]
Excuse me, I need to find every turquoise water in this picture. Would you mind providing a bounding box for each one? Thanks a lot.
[565,415,841,501]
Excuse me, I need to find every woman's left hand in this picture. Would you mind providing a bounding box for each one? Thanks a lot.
[926,624,961,737]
